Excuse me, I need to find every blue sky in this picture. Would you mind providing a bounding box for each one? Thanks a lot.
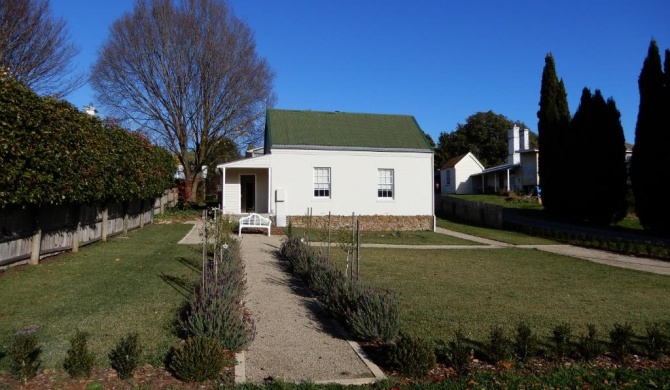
[52,1,669,144]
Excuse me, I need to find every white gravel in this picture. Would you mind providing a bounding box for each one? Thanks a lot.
[238,233,378,384]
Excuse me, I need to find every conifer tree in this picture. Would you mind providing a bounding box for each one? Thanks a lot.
[631,40,669,232]
[537,54,571,214]
[569,89,626,225]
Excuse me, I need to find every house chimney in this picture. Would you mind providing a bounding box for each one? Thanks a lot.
[508,125,521,165]
[520,128,529,150]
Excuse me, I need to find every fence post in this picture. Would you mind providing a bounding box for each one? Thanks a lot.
[123,202,129,236]
[30,208,41,265]
[71,205,80,253]
[101,207,108,242]
[139,200,145,228]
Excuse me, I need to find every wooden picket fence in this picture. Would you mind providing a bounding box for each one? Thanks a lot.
[0,188,178,267]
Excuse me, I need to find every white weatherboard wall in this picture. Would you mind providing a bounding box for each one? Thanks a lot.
[270,149,432,216]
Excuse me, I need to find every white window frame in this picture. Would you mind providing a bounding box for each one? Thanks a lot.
[377,168,394,199]
[313,167,331,198]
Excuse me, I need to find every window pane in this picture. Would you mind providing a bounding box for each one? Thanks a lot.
[314,167,331,198]
[377,169,394,198]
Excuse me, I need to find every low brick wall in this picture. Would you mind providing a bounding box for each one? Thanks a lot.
[286,215,433,231]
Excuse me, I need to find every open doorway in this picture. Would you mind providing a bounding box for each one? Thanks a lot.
[240,175,255,213]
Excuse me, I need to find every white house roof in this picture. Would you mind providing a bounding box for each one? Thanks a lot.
[216,154,271,169]
[472,163,520,175]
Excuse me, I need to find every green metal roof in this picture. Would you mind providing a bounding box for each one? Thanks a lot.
[265,109,432,151]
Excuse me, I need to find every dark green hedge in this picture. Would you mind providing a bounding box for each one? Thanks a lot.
[0,77,174,208]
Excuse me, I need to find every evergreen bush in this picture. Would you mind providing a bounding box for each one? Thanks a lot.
[551,323,573,359]
[386,333,436,378]
[513,322,537,362]
[446,329,471,375]
[644,323,668,360]
[346,286,400,342]
[109,333,142,380]
[180,259,254,351]
[576,324,602,361]
[169,336,228,382]
[485,325,511,364]
[609,323,635,363]
[8,331,41,383]
[63,330,96,379]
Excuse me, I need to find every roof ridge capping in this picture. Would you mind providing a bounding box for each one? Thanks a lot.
[266,109,432,151]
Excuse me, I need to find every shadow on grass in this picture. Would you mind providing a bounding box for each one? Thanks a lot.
[159,272,195,299]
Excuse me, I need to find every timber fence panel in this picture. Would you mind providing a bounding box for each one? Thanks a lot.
[0,188,177,267]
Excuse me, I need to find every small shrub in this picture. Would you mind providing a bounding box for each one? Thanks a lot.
[576,324,602,361]
[386,333,436,378]
[485,325,511,364]
[8,330,41,383]
[346,286,400,342]
[180,266,254,351]
[169,336,229,382]
[551,323,573,359]
[447,329,471,375]
[609,323,635,363]
[63,330,96,379]
[324,276,363,321]
[109,333,142,380]
[645,323,668,360]
[513,322,537,362]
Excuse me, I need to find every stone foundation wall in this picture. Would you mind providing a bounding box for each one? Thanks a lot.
[286,214,433,231]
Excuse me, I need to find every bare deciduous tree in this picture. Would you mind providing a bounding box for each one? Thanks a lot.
[91,0,275,201]
[0,0,83,96]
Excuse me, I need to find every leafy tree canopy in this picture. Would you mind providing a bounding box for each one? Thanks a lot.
[435,111,536,169]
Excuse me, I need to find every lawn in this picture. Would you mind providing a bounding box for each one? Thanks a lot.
[291,227,481,246]
[0,223,200,370]
[359,247,670,341]
[454,194,544,210]
[437,218,559,245]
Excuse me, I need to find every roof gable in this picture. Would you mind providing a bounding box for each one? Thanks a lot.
[265,109,431,151]
[441,152,484,170]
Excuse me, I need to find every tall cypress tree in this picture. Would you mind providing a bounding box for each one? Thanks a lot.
[569,89,627,225]
[567,88,593,220]
[631,40,669,232]
[537,53,571,215]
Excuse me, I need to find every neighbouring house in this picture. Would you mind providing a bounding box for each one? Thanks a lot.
[216,109,435,231]
[439,152,484,194]
[471,125,539,194]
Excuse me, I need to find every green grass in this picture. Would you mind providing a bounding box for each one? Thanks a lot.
[359,247,670,341]
[437,218,559,245]
[290,227,481,246]
[0,223,200,370]
[454,194,544,210]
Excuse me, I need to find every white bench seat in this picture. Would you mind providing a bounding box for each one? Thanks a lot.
[238,213,272,236]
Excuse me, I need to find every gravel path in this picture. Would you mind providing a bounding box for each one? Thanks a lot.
[239,233,380,384]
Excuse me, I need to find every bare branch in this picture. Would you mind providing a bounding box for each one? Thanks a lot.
[91,0,274,201]
[0,0,84,96]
